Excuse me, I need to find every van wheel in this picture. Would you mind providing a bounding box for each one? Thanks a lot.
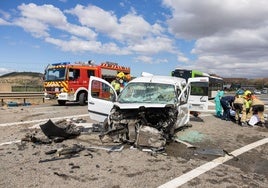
[79,93,87,106]
[58,100,66,106]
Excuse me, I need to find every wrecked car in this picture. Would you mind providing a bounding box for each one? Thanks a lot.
[87,74,208,148]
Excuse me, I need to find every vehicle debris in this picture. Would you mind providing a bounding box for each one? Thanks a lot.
[39,154,80,163]
[174,138,197,149]
[39,144,87,163]
[21,133,52,144]
[86,144,124,152]
[39,119,81,140]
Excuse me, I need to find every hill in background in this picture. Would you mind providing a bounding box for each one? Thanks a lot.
[0,72,43,86]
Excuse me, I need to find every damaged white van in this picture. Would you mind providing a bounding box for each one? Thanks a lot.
[88,74,208,148]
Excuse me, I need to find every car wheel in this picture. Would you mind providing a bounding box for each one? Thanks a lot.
[79,93,87,106]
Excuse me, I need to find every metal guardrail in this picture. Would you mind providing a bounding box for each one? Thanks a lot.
[0,92,44,105]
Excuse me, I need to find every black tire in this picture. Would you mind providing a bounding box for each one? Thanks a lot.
[58,100,66,106]
[79,93,87,106]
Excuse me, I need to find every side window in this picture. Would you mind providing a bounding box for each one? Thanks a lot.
[87,70,95,78]
[91,80,115,101]
[190,82,209,96]
[69,69,80,80]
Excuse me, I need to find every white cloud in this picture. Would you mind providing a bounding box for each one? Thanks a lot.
[177,54,189,63]
[65,5,119,38]
[0,68,14,76]
[0,9,11,20]
[14,3,96,39]
[65,4,166,44]
[163,0,268,78]
[129,36,174,54]
[14,17,49,38]
[135,56,153,64]
[9,3,174,57]
[0,18,11,25]
[45,37,130,55]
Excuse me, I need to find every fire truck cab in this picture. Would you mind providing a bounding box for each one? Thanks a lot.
[43,61,130,106]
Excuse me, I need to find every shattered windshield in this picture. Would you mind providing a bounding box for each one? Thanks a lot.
[45,68,66,81]
[118,82,177,104]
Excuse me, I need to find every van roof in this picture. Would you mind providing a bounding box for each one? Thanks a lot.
[129,75,187,85]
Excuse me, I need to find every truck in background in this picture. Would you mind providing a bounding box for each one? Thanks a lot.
[43,61,130,105]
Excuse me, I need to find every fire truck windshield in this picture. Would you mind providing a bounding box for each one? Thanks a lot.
[45,68,66,81]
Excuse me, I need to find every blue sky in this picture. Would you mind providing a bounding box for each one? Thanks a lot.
[1,0,268,78]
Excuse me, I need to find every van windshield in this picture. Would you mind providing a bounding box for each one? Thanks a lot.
[118,82,177,104]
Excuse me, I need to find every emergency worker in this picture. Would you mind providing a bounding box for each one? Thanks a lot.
[125,74,131,83]
[111,73,121,95]
[214,90,224,118]
[118,72,126,92]
[251,95,265,126]
[233,89,244,124]
[220,95,235,121]
[241,90,253,126]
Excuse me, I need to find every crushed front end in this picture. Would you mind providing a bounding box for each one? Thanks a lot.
[99,104,178,149]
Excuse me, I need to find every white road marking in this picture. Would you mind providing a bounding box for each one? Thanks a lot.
[158,137,268,188]
[0,140,21,146]
[0,114,89,127]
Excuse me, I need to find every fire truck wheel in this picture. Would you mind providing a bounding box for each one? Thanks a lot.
[79,93,87,106]
[58,100,66,106]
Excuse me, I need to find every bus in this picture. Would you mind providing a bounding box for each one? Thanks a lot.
[171,68,224,99]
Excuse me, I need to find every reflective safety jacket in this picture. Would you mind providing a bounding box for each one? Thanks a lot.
[111,80,120,92]
[251,96,264,106]
[234,96,244,105]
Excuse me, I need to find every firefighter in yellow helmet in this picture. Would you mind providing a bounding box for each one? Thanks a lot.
[111,72,125,94]
[240,90,253,126]
[117,72,125,79]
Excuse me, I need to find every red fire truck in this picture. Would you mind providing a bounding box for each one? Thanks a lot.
[43,61,130,105]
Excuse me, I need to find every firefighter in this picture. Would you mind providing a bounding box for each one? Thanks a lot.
[241,90,253,126]
[251,94,265,126]
[125,74,131,82]
[111,73,122,95]
[233,89,244,124]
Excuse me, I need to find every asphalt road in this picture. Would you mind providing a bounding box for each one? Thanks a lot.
[0,95,267,188]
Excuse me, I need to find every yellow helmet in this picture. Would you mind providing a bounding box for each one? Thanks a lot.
[117,72,125,78]
[243,90,252,98]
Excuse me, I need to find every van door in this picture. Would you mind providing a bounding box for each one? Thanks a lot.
[88,76,118,122]
[188,77,209,112]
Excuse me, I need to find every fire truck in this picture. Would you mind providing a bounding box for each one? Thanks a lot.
[43,61,130,105]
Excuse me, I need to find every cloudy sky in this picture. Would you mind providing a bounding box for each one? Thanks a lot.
[0,0,268,78]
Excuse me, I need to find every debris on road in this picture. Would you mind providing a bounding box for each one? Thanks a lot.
[39,119,81,140]
[174,137,197,149]
[86,144,124,152]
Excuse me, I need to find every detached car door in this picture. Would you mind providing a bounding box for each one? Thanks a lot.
[88,76,117,122]
[176,82,191,128]
[188,77,209,112]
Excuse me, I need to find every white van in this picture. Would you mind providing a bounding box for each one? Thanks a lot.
[87,74,208,148]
